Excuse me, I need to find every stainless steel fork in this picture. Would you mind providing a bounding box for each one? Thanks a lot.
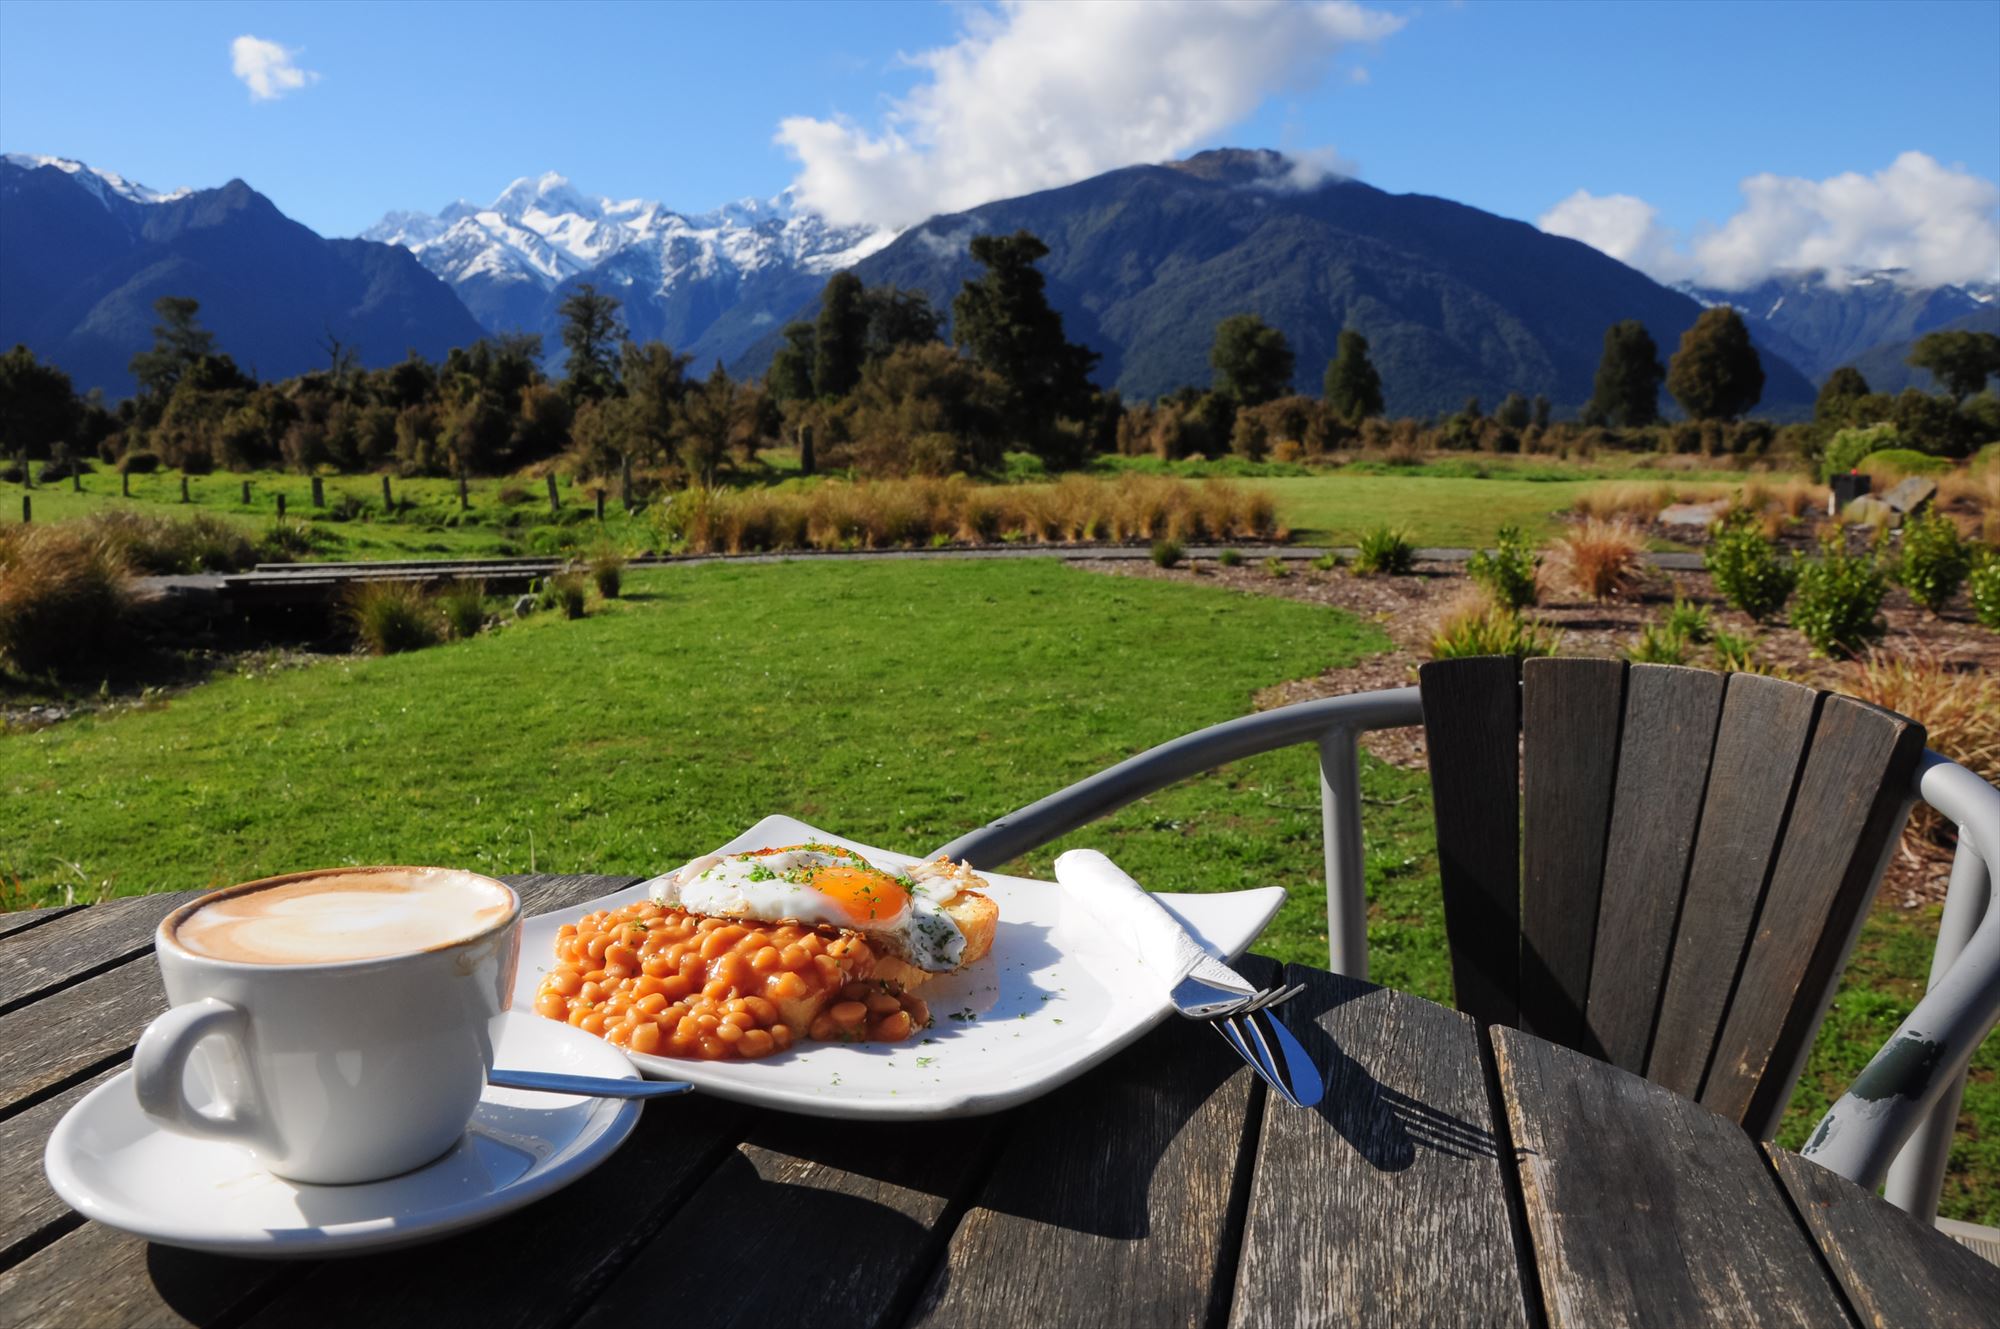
[1173,976,1322,1108]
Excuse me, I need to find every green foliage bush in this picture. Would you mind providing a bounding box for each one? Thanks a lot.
[1263,556,1290,580]
[1626,620,1691,665]
[1858,448,1952,479]
[346,581,440,655]
[1704,513,1796,623]
[548,572,588,619]
[1708,627,1767,673]
[256,517,340,563]
[1896,510,1971,613]
[436,581,487,641]
[1968,549,2000,632]
[1662,594,1714,644]
[1150,539,1183,568]
[589,547,627,599]
[1354,525,1415,576]
[1465,523,1539,610]
[1429,599,1561,661]
[1216,547,1243,568]
[0,522,133,678]
[1820,424,1899,481]
[1793,536,1887,658]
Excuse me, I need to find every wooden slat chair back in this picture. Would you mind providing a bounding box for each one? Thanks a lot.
[1418,656,1927,1136]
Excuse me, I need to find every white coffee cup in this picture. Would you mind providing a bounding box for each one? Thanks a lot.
[135,866,521,1185]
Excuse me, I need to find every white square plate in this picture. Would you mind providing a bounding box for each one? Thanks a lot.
[511,815,1285,1119]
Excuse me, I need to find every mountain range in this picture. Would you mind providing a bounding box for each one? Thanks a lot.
[0,153,483,398]
[4,148,1992,417]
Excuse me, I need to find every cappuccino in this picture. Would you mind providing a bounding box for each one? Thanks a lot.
[173,867,515,965]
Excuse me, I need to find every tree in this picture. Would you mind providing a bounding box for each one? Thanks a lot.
[675,363,758,485]
[766,322,817,403]
[1667,307,1764,422]
[1815,366,1871,422]
[1209,314,1295,407]
[864,286,943,362]
[1586,320,1664,427]
[1461,395,1484,421]
[129,296,218,400]
[814,272,870,398]
[1531,394,1552,429]
[1907,330,2000,402]
[558,283,624,403]
[1495,392,1531,429]
[1322,330,1383,423]
[951,230,1100,452]
[0,345,78,460]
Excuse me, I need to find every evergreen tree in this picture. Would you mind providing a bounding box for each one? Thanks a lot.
[558,284,625,403]
[1667,307,1764,421]
[1586,320,1664,427]
[1495,392,1531,429]
[813,272,870,398]
[1209,314,1295,406]
[129,296,218,400]
[1322,330,1384,423]
[951,230,1100,446]
[1907,330,2000,402]
[864,286,943,362]
[766,322,817,403]
[0,345,79,460]
[1461,395,1484,421]
[1531,394,1552,429]
[1814,366,1871,423]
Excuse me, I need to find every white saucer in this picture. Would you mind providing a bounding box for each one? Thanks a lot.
[43,1011,643,1257]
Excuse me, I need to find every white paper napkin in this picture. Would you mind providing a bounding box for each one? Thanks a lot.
[1053,848,1257,993]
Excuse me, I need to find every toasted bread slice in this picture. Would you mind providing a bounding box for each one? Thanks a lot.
[870,889,998,991]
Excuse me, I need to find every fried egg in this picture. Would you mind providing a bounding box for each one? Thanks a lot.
[644,843,969,972]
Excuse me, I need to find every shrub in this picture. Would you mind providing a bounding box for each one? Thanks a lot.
[1845,651,1999,847]
[496,484,531,505]
[1857,448,1952,482]
[1662,594,1714,645]
[548,572,588,619]
[1151,539,1184,568]
[589,547,627,599]
[1216,548,1243,568]
[1550,520,1644,601]
[346,581,440,655]
[1311,552,1342,572]
[1821,423,1899,481]
[1428,587,1562,660]
[117,450,161,475]
[1704,512,1796,623]
[325,493,371,523]
[0,522,133,678]
[1354,525,1414,576]
[436,580,487,640]
[1626,620,1691,665]
[1792,536,1887,658]
[1971,549,2000,631]
[1709,627,1767,674]
[256,517,338,563]
[1895,510,1970,614]
[78,510,258,574]
[1263,556,1290,580]
[1466,523,1540,610]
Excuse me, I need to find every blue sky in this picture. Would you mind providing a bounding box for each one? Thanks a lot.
[2,0,1996,285]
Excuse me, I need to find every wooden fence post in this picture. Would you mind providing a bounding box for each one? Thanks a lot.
[459,474,469,511]
[547,473,560,515]
[241,480,251,505]
[382,475,393,510]
[621,456,634,511]
[180,474,190,503]
[20,451,32,489]
[72,468,82,493]
[312,476,324,508]
[276,493,286,518]
[595,489,606,521]
[122,471,130,498]
[20,495,28,523]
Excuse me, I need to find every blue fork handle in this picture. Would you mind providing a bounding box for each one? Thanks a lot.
[489,1069,695,1099]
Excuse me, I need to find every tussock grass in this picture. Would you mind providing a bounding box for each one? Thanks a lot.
[77,510,257,574]
[1428,584,1562,660]
[0,522,134,678]
[346,581,440,655]
[1550,519,1646,601]
[1844,651,2000,848]
[436,581,488,641]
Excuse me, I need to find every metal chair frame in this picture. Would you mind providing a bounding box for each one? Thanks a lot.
[931,685,2000,1222]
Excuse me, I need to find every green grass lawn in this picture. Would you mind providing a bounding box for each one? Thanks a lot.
[0,556,1986,1218]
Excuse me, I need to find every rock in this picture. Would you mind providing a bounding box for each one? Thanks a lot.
[513,594,538,616]
[1844,495,1901,528]
[1658,500,1731,529]
[1880,476,1937,515]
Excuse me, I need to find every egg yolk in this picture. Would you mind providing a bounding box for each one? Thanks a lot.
[799,865,908,926]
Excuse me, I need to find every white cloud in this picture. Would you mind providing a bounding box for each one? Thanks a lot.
[776,0,1402,229]
[230,35,320,102]
[1539,153,2000,290]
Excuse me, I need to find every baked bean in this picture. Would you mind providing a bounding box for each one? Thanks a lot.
[865,992,902,1015]
[738,1029,775,1058]
[629,1022,663,1056]
[872,1010,914,1042]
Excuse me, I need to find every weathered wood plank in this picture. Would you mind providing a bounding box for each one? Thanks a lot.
[1229,966,1530,1328]
[1492,1025,1854,1329]
[237,1090,751,1329]
[0,960,164,1113]
[1582,665,1726,1072]
[0,1065,123,1263]
[1419,656,1523,1029]
[0,905,81,941]
[1519,657,1626,1050]
[1646,672,1819,1104]
[1700,698,1925,1128]
[572,1111,1002,1329]
[910,958,1274,1329]
[0,891,194,1013]
[1767,1146,2000,1329]
[0,1220,294,1329]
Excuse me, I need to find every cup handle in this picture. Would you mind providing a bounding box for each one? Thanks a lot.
[133,998,274,1150]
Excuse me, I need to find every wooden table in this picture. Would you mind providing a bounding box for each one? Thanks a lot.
[3,875,1995,1328]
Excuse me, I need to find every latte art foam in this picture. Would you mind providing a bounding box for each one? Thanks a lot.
[174,869,514,964]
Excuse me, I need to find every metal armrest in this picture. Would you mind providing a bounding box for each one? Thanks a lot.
[1801,751,2000,1217]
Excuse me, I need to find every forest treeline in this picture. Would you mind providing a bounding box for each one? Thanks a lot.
[2,228,1996,488]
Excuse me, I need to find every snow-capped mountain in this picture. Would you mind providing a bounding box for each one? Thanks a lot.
[1,151,192,209]
[1677,269,1996,382]
[360,173,894,367]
